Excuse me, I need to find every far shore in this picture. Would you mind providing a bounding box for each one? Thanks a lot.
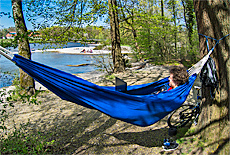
[31,44,132,55]
[7,44,132,55]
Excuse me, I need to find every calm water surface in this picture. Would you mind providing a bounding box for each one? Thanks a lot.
[0,43,98,88]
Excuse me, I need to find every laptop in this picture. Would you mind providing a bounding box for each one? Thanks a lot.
[115,77,127,93]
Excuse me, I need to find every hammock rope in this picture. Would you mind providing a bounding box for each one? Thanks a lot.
[188,33,230,76]
[0,46,13,61]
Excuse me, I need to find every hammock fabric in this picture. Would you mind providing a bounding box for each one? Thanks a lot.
[11,54,197,127]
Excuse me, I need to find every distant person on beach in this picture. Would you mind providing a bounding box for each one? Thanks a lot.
[81,49,86,53]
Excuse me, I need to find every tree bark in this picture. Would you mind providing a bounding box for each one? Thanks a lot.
[12,0,35,94]
[108,0,124,72]
[194,0,229,154]
[172,0,177,53]
[160,0,167,62]
[182,0,195,46]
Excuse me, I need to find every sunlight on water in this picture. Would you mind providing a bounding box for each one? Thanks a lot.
[0,43,99,88]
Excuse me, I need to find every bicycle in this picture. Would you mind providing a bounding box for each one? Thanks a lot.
[167,86,202,128]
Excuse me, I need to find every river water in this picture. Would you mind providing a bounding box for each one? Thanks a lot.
[0,42,99,88]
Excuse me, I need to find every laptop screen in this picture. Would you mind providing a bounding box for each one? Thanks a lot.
[115,77,127,93]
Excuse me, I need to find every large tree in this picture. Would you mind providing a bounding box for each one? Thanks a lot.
[194,0,229,154]
[108,0,124,72]
[12,0,35,94]
[182,0,196,46]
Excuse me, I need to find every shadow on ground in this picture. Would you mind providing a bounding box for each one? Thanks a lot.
[4,68,198,154]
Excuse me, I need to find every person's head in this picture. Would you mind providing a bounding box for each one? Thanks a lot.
[168,66,189,89]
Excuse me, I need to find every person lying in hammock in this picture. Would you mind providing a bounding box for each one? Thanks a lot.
[167,66,189,90]
[156,66,189,93]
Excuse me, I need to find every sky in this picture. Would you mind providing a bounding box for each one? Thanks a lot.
[0,0,107,31]
[0,0,33,30]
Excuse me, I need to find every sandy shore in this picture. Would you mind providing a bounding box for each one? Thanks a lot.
[33,44,132,55]
[6,44,132,55]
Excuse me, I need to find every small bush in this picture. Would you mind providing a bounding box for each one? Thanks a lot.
[0,127,55,154]
[93,44,105,50]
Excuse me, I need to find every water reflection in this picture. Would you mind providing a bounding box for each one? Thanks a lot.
[0,52,99,88]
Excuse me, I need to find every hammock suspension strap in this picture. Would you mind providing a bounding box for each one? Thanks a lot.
[198,33,230,52]
[188,33,230,76]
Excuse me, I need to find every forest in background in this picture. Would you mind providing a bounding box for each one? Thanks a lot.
[0,0,199,67]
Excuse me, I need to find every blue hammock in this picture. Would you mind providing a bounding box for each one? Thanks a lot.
[12,54,197,127]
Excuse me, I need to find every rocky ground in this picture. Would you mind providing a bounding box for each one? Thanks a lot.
[1,64,205,154]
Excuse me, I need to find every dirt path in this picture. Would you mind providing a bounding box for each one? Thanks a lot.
[2,65,202,154]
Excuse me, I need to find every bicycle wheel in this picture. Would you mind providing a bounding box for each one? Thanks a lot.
[167,104,195,128]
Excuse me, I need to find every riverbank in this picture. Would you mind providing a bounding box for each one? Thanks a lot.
[4,43,132,55]
[33,44,132,55]
[1,63,203,154]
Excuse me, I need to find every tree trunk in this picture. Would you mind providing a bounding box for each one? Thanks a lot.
[182,0,195,46]
[160,0,167,62]
[172,0,177,53]
[108,0,124,72]
[12,0,35,94]
[194,0,229,154]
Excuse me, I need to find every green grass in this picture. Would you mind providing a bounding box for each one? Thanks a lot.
[0,80,54,154]
[0,127,55,154]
